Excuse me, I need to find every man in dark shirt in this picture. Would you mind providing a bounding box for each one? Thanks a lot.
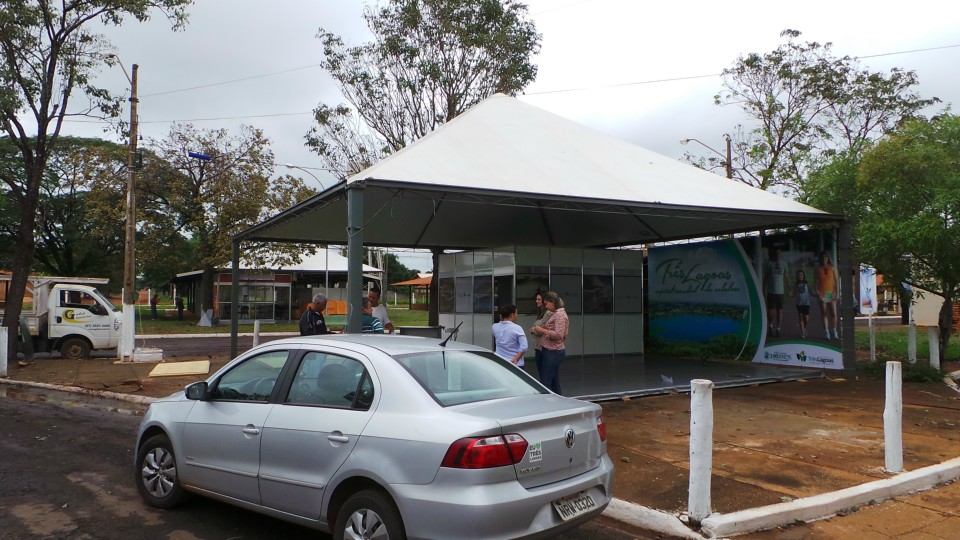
[299,293,330,336]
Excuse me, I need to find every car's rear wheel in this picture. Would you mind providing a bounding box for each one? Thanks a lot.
[335,489,405,540]
[135,434,186,509]
[59,337,90,360]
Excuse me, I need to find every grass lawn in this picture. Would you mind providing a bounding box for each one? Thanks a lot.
[135,304,429,334]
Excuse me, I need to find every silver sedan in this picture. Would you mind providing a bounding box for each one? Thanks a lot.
[134,334,614,539]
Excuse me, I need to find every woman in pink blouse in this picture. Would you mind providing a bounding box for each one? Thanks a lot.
[531,291,568,394]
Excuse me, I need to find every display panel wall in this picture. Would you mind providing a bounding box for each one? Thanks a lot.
[439,246,644,357]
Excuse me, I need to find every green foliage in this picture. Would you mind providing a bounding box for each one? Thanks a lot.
[383,252,418,292]
[0,0,192,355]
[714,29,936,197]
[306,0,541,176]
[857,359,943,382]
[128,123,317,301]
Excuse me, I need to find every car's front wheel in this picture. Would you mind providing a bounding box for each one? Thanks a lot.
[335,489,405,540]
[135,434,186,509]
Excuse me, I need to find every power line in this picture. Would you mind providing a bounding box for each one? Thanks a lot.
[140,64,324,98]
[524,43,960,96]
[63,42,956,126]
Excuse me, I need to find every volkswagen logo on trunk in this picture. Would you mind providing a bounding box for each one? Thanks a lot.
[564,428,576,448]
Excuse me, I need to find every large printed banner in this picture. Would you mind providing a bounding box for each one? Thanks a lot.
[648,232,843,369]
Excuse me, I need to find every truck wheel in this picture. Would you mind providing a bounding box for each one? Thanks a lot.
[60,338,91,360]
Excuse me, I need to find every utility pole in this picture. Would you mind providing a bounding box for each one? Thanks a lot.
[120,63,139,361]
[724,134,733,180]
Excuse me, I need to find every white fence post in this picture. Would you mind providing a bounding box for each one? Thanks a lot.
[907,321,917,363]
[0,326,8,377]
[688,379,714,524]
[253,320,261,347]
[884,361,903,473]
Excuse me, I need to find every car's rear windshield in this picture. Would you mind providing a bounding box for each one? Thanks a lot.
[393,350,547,406]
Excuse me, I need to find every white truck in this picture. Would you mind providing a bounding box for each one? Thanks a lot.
[1,276,122,359]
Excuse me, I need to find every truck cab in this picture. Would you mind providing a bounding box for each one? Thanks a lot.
[44,285,122,358]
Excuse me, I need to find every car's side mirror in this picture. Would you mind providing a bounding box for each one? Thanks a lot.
[185,381,208,400]
[89,304,107,316]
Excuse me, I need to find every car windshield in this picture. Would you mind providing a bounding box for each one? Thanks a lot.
[90,289,119,312]
[393,350,546,406]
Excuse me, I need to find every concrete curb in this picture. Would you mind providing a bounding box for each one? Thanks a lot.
[605,455,960,540]
[602,498,705,539]
[0,377,157,405]
[699,456,960,538]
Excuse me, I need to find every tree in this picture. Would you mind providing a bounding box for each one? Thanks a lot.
[712,29,936,197]
[306,0,541,177]
[807,114,960,362]
[34,138,128,281]
[0,0,191,360]
[137,123,315,313]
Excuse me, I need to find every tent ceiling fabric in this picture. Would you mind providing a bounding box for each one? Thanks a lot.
[239,95,839,248]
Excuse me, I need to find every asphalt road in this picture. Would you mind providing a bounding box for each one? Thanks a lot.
[0,385,652,539]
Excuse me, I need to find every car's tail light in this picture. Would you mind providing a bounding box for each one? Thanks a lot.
[441,434,528,469]
[597,415,607,442]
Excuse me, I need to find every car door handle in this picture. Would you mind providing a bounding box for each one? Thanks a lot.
[327,434,349,443]
[242,427,260,435]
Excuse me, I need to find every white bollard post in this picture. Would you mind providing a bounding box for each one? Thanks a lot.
[253,320,261,347]
[0,326,8,377]
[884,361,903,473]
[928,327,940,370]
[688,379,715,524]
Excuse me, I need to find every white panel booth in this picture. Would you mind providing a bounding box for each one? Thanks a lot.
[438,246,644,359]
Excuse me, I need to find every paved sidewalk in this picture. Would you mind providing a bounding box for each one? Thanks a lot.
[3,353,960,538]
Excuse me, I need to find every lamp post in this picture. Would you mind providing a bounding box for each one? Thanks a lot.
[283,163,326,190]
[109,55,138,361]
[681,135,733,179]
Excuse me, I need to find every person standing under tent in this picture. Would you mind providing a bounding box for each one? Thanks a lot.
[299,293,331,336]
[529,292,552,377]
[360,297,385,334]
[492,304,527,366]
[368,287,395,333]
[531,291,568,394]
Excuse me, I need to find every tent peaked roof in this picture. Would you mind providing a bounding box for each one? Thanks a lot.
[239,94,838,250]
[352,94,818,214]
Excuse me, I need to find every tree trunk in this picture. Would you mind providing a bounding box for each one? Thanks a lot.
[938,296,952,366]
[3,193,40,361]
[900,287,911,325]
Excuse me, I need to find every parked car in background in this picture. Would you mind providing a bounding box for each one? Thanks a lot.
[134,334,613,540]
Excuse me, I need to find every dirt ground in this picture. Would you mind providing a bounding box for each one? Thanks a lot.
[6,352,960,529]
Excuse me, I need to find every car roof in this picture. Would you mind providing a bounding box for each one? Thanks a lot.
[267,334,488,357]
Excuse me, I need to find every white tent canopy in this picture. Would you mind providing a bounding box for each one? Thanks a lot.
[239,94,838,249]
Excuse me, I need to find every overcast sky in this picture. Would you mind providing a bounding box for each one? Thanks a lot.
[68,0,959,271]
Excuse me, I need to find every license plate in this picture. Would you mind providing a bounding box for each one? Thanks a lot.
[552,491,597,521]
